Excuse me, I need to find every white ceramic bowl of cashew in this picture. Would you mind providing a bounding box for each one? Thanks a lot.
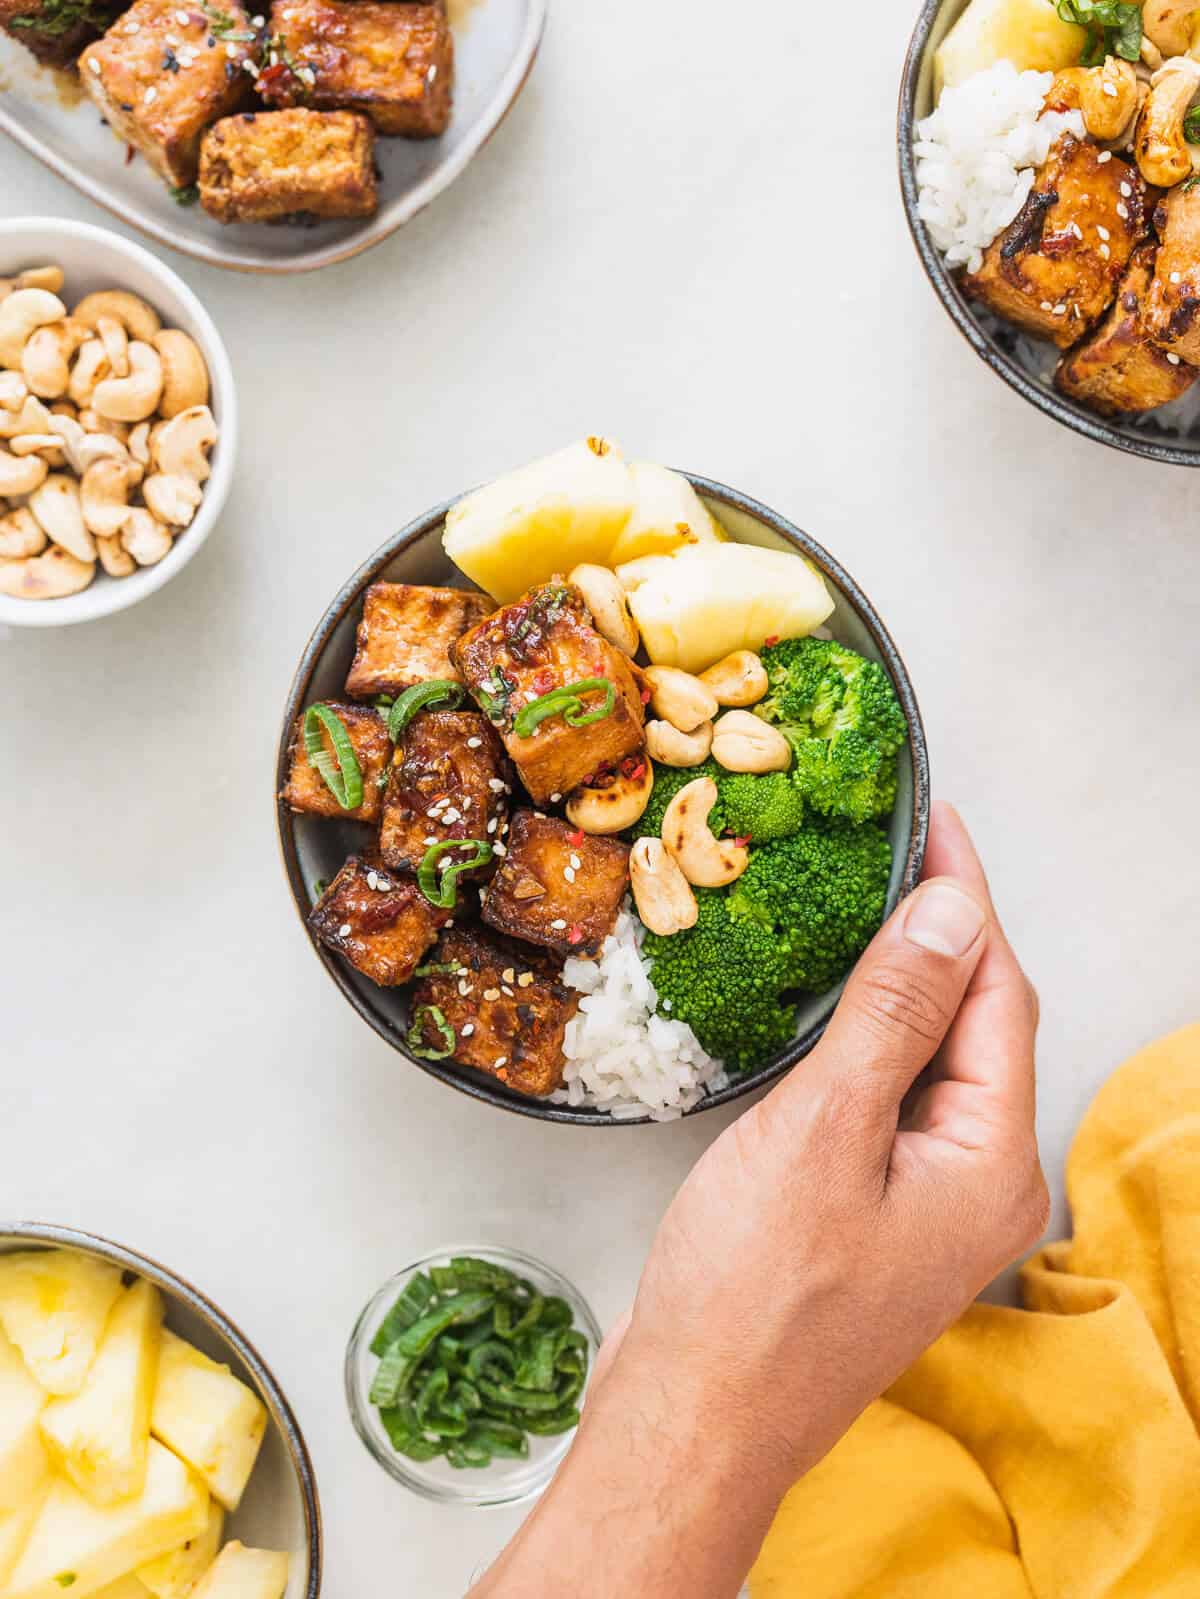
[0,216,236,628]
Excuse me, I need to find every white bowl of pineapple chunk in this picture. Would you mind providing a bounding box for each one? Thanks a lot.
[0,1227,319,1599]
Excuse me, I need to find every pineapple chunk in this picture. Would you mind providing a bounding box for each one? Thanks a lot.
[4,1439,207,1599]
[92,1580,153,1598]
[189,1543,288,1599]
[40,1280,164,1507]
[934,0,1085,93]
[0,1330,48,1514]
[0,1488,48,1590]
[442,437,635,601]
[626,544,835,673]
[0,1251,123,1397]
[151,1334,267,1514]
[138,1497,223,1599]
[607,463,725,564]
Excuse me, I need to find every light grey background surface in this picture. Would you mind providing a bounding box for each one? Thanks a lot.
[2,1,1198,1592]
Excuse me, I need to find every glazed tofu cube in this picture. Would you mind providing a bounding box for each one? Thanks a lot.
[452,580,646,806]
[280,701,391,824]
[0,0,125,68]
[962,136,1149,348]
[79,0,259,188]
[1144,186,1200,365]
[198,108,377,222]
[1057,243,1196,415]
[408,928,579,1098]
[378,710,513,875]
[345,583,492,701]
[480,811,629,959]
[258,0,453,137]
[309,856,447,987]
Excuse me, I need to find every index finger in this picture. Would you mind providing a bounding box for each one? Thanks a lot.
[922,802,1039,1130]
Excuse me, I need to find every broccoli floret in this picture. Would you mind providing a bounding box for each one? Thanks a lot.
[728,821,892,993]
[634,760,804,845]
[642,889,797,1074]
[756,637,907,824]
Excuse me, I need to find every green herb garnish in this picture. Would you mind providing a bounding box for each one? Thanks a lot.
[200,0,255,37]
[303,704,364,811]
[1055,0,1142,65]
[416,839,493,908]
[170,184,199,206]
[11,0,104,35]
[386,679,465,741]
[475,667,516,723]
[1185,106,1200,145]
[512,677,615,739]
[368,1260,589,1468]
[406,1005,456,1062]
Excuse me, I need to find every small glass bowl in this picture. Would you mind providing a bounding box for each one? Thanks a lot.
[345,1244,603,1507]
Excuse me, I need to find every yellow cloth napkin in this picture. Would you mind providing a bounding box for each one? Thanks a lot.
[751,1025,1200,1598]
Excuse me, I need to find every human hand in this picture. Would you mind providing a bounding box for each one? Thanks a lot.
[471,802,1047,1597]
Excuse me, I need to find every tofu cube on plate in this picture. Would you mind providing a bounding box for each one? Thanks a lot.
[480,810,630,959]
[280,701,391,824]
[345,583,492,701]
[378,709,512,874]
[199,108,378,223]
[308,855,448,987]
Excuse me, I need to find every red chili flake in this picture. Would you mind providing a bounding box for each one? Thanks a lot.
[763,634,780,647]
[258,61,289,89]
[567,925,584,946]
[732,834,752,848]
[532,669,556,694]
[640,687,652,705]
[567,829,585,847]
[620,756,638,778]
[125,145,136,165]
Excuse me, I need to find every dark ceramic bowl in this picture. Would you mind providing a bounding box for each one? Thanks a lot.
[275,474,931,1126]
[899,0,1200,465]
[0,1223,322,1596]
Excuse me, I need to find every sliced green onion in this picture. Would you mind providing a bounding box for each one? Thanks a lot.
[303,704,364,811]
[414,962,462,979]
[416,839,493,909]
[386,679,466,741]
[513,678,615,739]
[406,1006,456,1061]
[371,1273,435,1356]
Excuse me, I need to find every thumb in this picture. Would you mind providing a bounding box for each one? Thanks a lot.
[800,877,989,1157]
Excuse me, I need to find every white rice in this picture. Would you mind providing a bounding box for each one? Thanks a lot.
[914,62,1085,274]
[550,907,727,1122]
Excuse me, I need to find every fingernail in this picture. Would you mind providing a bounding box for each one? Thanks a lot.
[904,882,986,957]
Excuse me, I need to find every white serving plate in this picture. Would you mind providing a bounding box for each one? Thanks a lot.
[0,0,546,275]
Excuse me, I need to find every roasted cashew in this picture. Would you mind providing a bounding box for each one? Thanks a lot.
[0,544,93,599]
[29,473,95,563]
[629,837,698,937]
[68,340,110,408]
[1135,57,1200,188]
[92,342,164,423]
[152,404,217,483]
[0,447,48,497]
[152,328,210,418]
[0,396,54,441]
[711,711,792,774]
[661,776,749,888]
[77,409,130,443]
[81,458,136,539]
[0,289,66,370]
[1051,58,1139,142]
[16,266,64,294]
[97,533,136,578]
[21,320,88,400]
[564,758,654,835]
[0,372,27,412]
[95,315,130,381]
[142,472,202,528]
[644,718,713,767]
[643,665,718,733]
[0,506,46,558]
[10,435,66,468]
[568,562,640,656]
[698,649,769,707]
[72,289,161,345]
[121,507,173,566]
[1142,0,1200,58]
[127,421,152,467]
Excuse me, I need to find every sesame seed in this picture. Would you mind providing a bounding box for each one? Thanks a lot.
[564,867,576,883]
[1168,352,1182,365]
[89,56,101,71]
[242,57,259,74]
[486,818,498,833]
[458,979,470,995]
[1097,225,1110,241]
[1102,81,1117,97]
[1120,181,1132,198]
[662,998,673,1011]
[438,858,453,872]
[483,988,501,1001]
[1100,244,1111,260]
[550,918,567,930]
[427,63,438,84]
[367,870,378,889]
[1071,222,1083,240]
[549,792,562,803]
[488,778,505,792]
[299,65,315,85]
[426,807,441,819]
[175,7,189,20]
[494,1056,507,1069]
[1116,203,1129,220]
[493,842,507,857]
[377,880,392,892]
[1171,271,1182,284]
[338,923,351,937]
[251,10,264,21]
[144,86,157,103]
[1098,150,1112,163]
[424,835,438,845]
[569,853,581,870]
[1040,300,1053,311]
[502,968,516,983]
[124,19,139,30]
[467,736,482,749]
[442,807,461,824]
[518,972,534,987]
[461,1023,474,1037]
[502,985,514,997]
[1052,304,1067,316]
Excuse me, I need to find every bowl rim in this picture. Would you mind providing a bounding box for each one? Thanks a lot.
[274,472,931,1127]
[0,1,547,277]
[896,0,1200,468]
[0,1219,322,1594]
[0,214,238,628]
[343,1242,603,1507]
